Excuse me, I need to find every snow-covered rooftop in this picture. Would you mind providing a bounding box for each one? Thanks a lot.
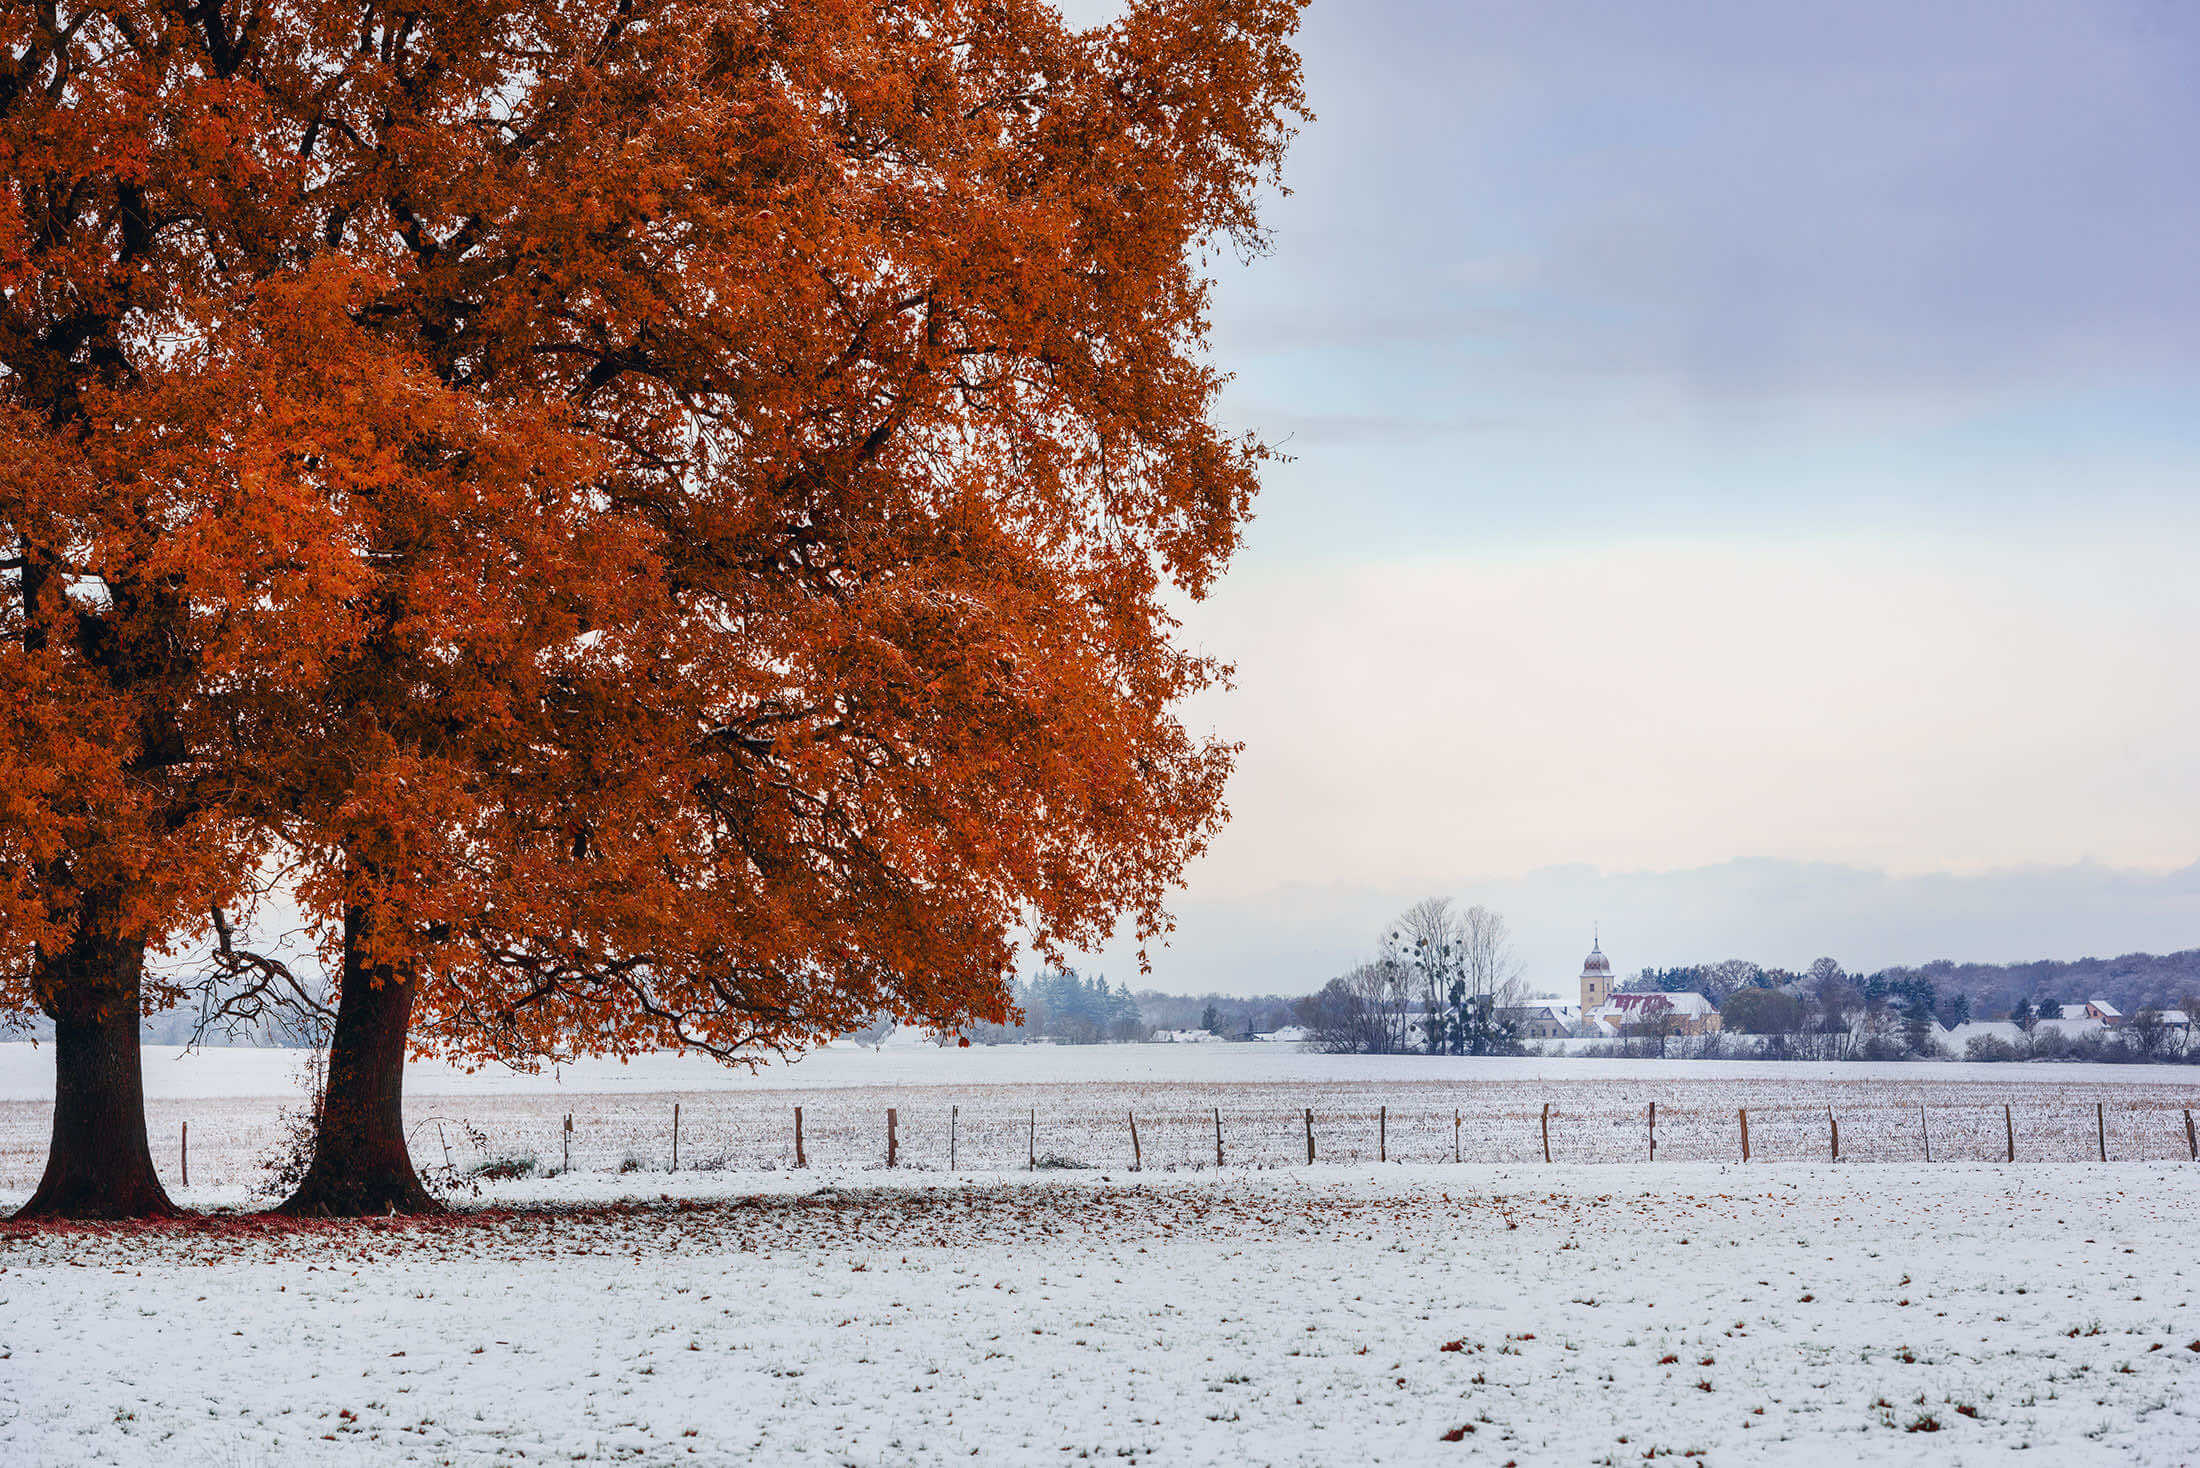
[1595,991,1716,1017]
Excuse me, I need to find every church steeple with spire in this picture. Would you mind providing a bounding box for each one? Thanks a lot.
[1579,930,1613,1014]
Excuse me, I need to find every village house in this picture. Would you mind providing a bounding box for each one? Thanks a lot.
[1507,999,1580,1040]
[1583,988,1724,1038]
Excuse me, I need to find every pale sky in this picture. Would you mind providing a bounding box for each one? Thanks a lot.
[1076,0,2200,991]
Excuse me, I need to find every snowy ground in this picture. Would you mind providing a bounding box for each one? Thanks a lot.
[5,1164,2200,1465]
[5,1046,2200,1463]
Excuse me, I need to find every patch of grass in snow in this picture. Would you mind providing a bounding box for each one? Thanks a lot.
[682,1152,738,1172]
[468,1152,538,1181]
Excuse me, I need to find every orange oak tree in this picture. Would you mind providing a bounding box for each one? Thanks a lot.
[2,0,1306,1217]
[0,4,378,1216]
[202,274,646,1215]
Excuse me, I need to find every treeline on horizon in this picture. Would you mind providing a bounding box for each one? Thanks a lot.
[1623,950,2200,1025]
[862,971,1302,1046]
[38,945,2200,1054]
[55,947,2200,1050]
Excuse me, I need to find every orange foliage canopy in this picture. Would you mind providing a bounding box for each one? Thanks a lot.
[3,0,1308,1065]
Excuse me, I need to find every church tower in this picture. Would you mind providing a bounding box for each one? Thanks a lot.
[1579,931,1612,1015]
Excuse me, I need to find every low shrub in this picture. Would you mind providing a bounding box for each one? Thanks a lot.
[1033,1152,1089,1170]
[469,1152,538,1181]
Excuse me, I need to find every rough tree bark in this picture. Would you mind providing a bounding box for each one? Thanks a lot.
[16,909,176,1220]
[277,907,440,1216]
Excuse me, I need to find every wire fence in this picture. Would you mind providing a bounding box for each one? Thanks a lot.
[16,1089,2198,1195]
[417,1096,2200,1176]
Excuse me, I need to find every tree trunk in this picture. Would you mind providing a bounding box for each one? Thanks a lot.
[277,907,440,1216]
[16,922,176,1220]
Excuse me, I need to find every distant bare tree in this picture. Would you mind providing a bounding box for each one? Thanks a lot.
[1459,905,1524,1003]
[1800,975,1864,1060]
[1850,996,1907,1060]
[1389,898,1464,1052]
[2127,1007,2170,1059]
[1617,994,1688,1058]
[1374,955,1416,1052]
[1300,962,1413,1054]
[1700,959,1765,1002]
[1452,905,1529,1055]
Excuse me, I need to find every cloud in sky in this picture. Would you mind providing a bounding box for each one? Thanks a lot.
[1210,0,2200,551]
[1181,538,2200,895]
[1062,2,2200,989]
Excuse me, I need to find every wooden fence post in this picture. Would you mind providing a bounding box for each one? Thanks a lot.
[1541,1102,1551,1163]
[2186,1108,2196,1162]
[1213,1106,1224,1168]
[1920,1104,1930,1164]
[1454,1108,1461,1163]
[2096,1101,2106,1162]
[2005,1103,2014,1163]
[1828,1108,1839,1162]
[1648,1101,1656,1162]
[181,1121,188,1188]
[1304,1107,1315,1164]
[949,1105,957,1172]
[1738,1107,1749,1163]
[563,1112,573,1173]
[1029,1108,1036,1171]
[1379,1105,1387,1164]
[1129,1111,1141,1172]
[794,1106,806,1168]
[672,1102,680,1171]
[887,1107,898,1168]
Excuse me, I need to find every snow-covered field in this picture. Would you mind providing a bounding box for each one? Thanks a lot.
[1,1043,2197,1189]
[8,1039,2198,1100]
[5,1045,2200,1464]
[6,1165,2200,1465]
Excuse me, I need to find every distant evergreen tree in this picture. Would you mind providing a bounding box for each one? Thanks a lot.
[1019,968,1145,1044]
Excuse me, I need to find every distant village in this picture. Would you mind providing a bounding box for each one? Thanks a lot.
[1478,940,2191,1061]
[927,927,2200,1064]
